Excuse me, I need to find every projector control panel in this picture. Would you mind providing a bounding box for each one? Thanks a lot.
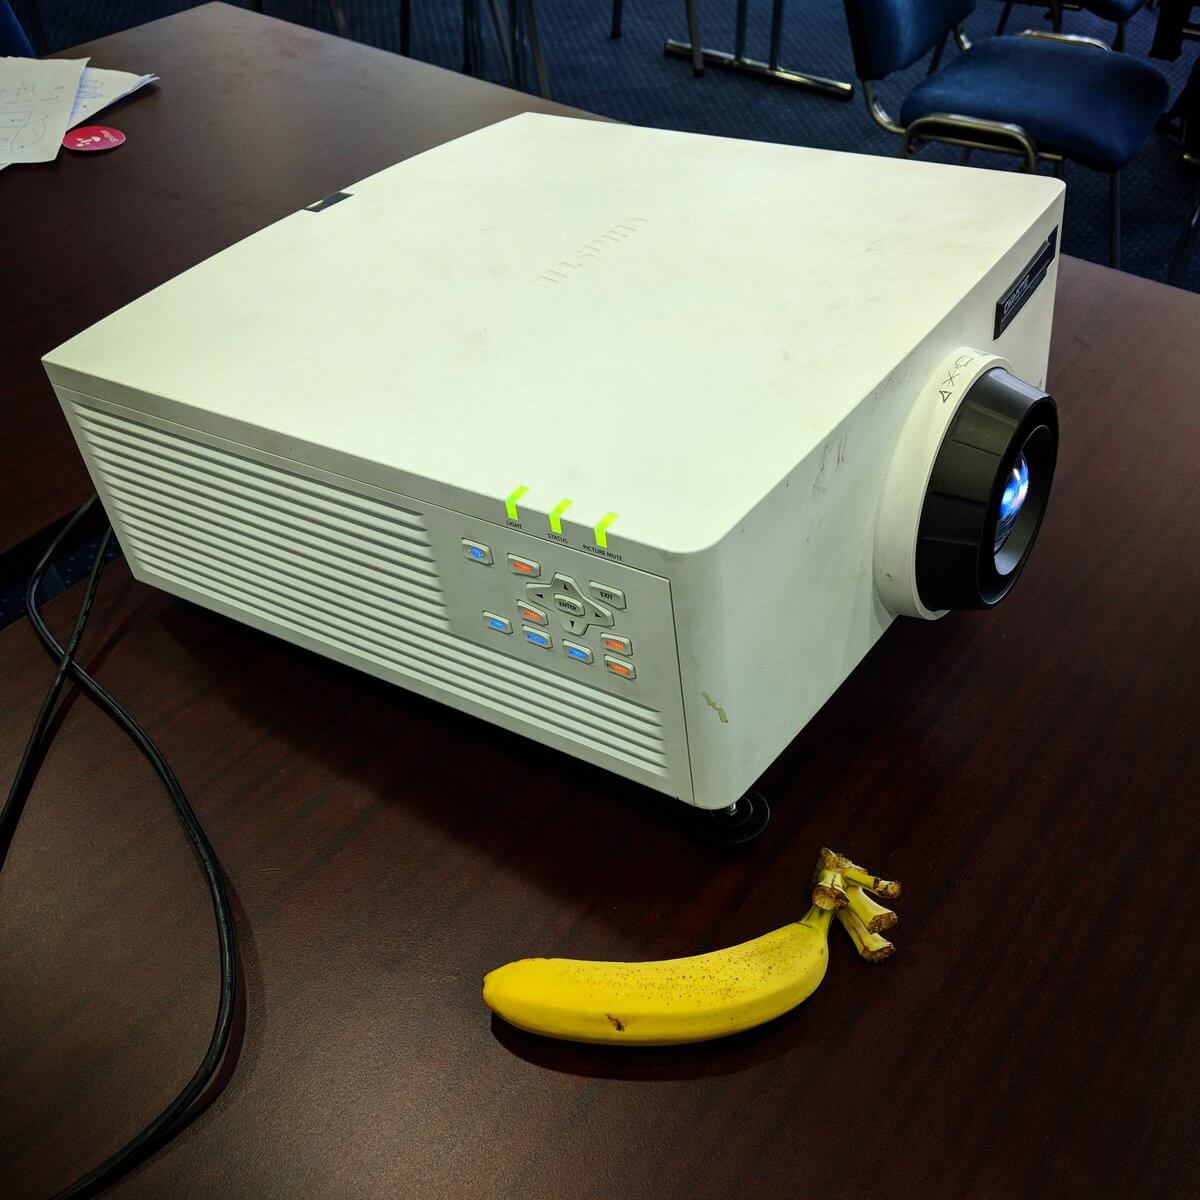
[443,522,680,704]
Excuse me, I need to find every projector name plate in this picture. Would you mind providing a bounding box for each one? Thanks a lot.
[994,227,1058,339]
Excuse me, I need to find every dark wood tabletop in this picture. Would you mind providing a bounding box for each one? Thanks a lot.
[4,9,1200,1200]
[3,252,1199,1198]
[0,1,580,564]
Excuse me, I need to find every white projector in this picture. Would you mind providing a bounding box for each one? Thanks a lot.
[44,115,1062,834]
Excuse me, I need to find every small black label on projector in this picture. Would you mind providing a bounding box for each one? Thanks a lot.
[305,191,352,213]
[994,228,1058,339]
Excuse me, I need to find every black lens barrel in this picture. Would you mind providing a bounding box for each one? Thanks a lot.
[915,367,1058,611]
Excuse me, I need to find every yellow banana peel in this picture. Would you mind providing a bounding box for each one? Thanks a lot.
[483,848,902,1046]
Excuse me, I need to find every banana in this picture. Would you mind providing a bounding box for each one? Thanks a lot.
[483,906,834,1046]
[484,849,902,1046]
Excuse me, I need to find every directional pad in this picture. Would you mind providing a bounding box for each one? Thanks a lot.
[544,573,614,633]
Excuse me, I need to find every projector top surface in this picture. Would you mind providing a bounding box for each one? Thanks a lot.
[46,114,1062,553]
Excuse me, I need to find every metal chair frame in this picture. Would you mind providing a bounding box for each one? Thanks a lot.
[1167,155,1200,286]
[997,1,1130,52]
[863,28,1126,267]
[616,0,705,79]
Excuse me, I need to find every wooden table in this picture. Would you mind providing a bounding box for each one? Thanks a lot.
[3,11,1200,1200]
[0,1,577,566]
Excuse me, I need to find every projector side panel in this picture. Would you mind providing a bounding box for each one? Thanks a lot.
[674,198,1063,810]
[54,387,695,805]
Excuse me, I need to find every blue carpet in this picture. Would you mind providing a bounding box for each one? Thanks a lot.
[24,0,1200,291]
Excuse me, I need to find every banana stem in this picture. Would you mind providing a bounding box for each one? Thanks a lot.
[842,867,901,899]
[845,884,897,934]
[800,904,835,934]
[819,848,901,899]
[836,907,895,961]
[812,867,849,910]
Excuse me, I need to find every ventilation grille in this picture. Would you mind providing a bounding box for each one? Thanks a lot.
[72,403,669,775]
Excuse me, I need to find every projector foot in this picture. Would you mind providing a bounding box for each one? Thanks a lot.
[693,790,770,847]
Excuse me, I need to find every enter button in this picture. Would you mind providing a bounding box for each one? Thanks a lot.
[553,593,586,617]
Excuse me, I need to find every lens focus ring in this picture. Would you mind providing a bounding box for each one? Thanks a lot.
[915,367,1058,610]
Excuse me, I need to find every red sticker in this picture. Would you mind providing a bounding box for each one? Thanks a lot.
[63,125,126,152]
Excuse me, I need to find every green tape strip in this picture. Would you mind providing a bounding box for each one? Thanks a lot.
[548,498,574,535]
[593,512,619,549]
[504,485,528,522]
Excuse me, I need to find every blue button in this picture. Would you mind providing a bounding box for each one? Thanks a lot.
[483,611,512,634]
[562,639,594,664]
[462,539,493,565]
[523,626,551,648]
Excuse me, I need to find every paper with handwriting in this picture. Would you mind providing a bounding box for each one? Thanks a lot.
[0,56,88,166]
[69,67,158,128]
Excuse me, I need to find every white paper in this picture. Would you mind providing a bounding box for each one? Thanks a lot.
[0,56,88,166]
[68,67,158,129]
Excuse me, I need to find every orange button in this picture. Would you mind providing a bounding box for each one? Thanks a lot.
[519,604,549,626]
[605,660,633,678]
[507,554,541,578]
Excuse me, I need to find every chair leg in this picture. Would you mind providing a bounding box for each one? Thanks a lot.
[929,32,948,72]
[996,1,1013,35]
[685,0,704,76]
[486,0,514,83]
[1114,19,1126,50]
[1110,171,1122,271]
[611,0,623,39]
[509,0,522,87]
[522,0,551,99]
[1168,176,1200,288]
[462,0,479,73]
[328,0,350,38]
[400,0,411,55]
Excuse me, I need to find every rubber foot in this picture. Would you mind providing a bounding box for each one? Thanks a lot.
[691,790,770,847]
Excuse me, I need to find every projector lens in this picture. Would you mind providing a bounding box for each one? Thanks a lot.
[994,452,1030,552]
[915,366,1058,610]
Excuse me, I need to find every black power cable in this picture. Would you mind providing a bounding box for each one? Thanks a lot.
[1,497,108,862]
[2,497,238,1199]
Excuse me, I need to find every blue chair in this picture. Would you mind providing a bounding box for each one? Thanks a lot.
[997,2,1145,53]
[2,0,35,56]
[841,0,1169,267]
